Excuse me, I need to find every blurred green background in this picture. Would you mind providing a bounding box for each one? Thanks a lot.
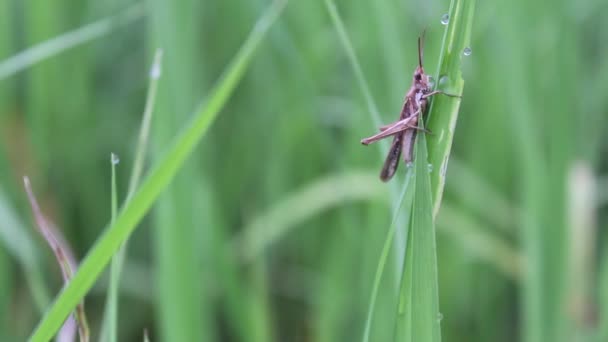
[1,0,607,341]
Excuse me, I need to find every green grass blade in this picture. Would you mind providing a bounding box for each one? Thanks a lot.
[128,49,164,198]
[394,124,441,342]
[426,0,477,217]
[101,49,163,342]
[0,3,144,80]
[392,1,475,338]
[27,1,287,340]
[100,153,120,342]
[362,173,413,342]
[322,0,383,128]
[238,171,385,260]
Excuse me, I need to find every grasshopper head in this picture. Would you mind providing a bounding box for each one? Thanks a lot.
[412,34,429,90]
[413,66,428,90]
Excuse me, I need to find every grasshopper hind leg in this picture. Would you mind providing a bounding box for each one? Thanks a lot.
[380,134,403,182]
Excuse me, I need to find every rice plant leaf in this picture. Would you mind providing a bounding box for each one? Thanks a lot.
[426,0,476,217]
[393,124,441,342]
[392,1,477,340]
[27,1,287,340]
[101,49,163,342]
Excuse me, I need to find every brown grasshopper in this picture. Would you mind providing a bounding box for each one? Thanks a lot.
[361,34,460,182]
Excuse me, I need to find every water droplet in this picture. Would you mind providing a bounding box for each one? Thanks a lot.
[428,75,435,88]
[406,162,414,169]
[150,64,161,79]
[149,49,164,79]
[440,14,449,25]
[439,75,449,86]
[463,47,472,56]
[111,153,120,165]
[427,163,434,173]
[437,312,444,322]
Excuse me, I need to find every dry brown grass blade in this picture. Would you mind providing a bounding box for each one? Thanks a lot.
[23,176,90,342]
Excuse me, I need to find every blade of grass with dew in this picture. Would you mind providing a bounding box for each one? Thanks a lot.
[426,0,476,218]
[0,3,144,80]
[393,124,441,342]
[100,153,120,342]
[101,49,163,342]
[27,1,287,340]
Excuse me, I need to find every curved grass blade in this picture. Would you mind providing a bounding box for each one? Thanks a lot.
[28,1,287,340]
[238,171,386,261]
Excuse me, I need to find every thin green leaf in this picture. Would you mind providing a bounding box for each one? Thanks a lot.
[394,123,441,342]
[322,0,383,128]
[28,1,287,340]
[100,152,120,342]
[362,174,413,342]
[101,49,163,342]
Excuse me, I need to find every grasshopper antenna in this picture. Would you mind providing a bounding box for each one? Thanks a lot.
[418,29,426,68]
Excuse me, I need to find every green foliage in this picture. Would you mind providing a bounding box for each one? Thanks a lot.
[0,0,605,341]
[394,129,442,342]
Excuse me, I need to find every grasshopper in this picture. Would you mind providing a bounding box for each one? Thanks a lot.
[361,34,460,182]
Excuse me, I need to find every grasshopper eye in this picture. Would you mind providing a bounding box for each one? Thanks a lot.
[414,74,422,81]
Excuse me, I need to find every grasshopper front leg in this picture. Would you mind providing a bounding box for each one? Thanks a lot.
[422,90,461,99]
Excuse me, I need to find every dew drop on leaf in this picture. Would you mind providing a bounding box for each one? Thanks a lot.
[111,153,120,165]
